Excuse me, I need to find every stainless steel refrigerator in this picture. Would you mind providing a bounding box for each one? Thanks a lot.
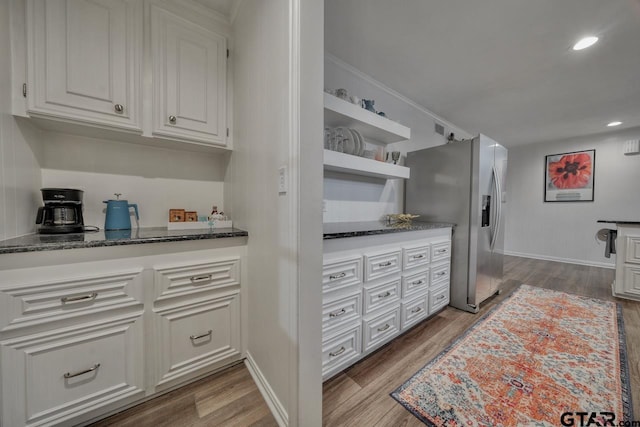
[405,134,508,313]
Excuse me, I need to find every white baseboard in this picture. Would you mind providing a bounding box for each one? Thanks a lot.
[244,351,288,427]
[503,250,615,269]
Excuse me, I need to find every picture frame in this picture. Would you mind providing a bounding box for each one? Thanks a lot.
[544,149,595,202]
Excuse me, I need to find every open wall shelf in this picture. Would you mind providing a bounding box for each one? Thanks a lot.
[323,149,410,179]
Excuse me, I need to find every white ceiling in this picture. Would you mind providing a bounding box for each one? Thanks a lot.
[325,0,640,147]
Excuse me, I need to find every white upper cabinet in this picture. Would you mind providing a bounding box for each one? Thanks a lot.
[151,5,227,146]
[26,0,142,131]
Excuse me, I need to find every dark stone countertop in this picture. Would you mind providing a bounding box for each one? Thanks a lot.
[323,221,454,240]
[597,220,640,225]
[0,227,248,254]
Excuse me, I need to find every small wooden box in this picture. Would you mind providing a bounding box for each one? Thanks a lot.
[169,209,185,222]
[185,211,198,222]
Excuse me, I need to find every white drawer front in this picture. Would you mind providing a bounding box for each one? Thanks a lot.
[0,269,144,332]
[363,306,400,352]
[623,264,640,296]
[430,283,450,313]
[322,257,363,294]
[625,236,640,264]
[431,241,452,263]
[363,278,401,315]
[364,250,402,281]
[153,291,241,391]
[430,262,450,285]
[153,258,240,302]
[401,295,429,330]
[0,314,144,427]
[401,269,430,299]
[322,291,362,336]
[402,245,430,271]
[322,325,362,378]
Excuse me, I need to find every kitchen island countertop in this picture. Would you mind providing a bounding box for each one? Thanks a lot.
[0,227,248,254]
[323,220,454,240]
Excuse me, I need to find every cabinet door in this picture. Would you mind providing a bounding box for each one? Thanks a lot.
[0,314,144,427]
[151,5,227,146]
[26,0,141,130]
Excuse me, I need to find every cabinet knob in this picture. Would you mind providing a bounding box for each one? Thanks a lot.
[114,104,124,113]
[169,115,177,124]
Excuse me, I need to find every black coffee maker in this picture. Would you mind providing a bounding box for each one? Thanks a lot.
[36,188,85,234]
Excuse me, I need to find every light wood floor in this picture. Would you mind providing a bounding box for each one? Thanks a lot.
[322,256,640,426]
[90,361,278,427]
[90,256,639,426]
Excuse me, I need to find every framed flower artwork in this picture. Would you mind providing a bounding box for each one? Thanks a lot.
[544,149,595,202]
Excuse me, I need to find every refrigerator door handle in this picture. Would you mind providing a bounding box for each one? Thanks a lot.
[490,166,502,250]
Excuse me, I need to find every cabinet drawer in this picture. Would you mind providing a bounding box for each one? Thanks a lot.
[402,245,430,271]
[430,262,450,285]
[322,325,362,379]
[401,295,429,330]
[625,236,640,264]
[322,257,363,294]
[364,250,402,281]
[431,241,451,262]
[153,258,240,303]
[363,277,401,315]
[153,291,241,391]
[363,306,400,352]
[322,291,362,336]
[429,283,450,313]
[0,269,143,332]
[0,314,144,427]
[623,264,640,297]
[401,269,430,299]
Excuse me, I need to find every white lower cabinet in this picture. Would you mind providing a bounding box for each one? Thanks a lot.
[0,246,245,426]
[152,290,241,392]
[322,324,362,376]
[1,314,145,427]
[362,305,401,352]
[322,228,452,380]
[613,225,640,301]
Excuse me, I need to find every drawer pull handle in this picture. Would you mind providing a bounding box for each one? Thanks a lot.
[329,346,346,357]
[377,291,391,299]
[411,280,425,286]
[437,249,448,254]
[411,307,423,314]
[190,330,213,341]
[61,292,98,303]
[378,261,392,267]
[437,295,446,301]
[329,308,346,318]
[64,363,100,379]
[329,272,346,280]
[377,324,390,332]
[436,271,447,277]
[411,254,425,259]
[190,274,212,283]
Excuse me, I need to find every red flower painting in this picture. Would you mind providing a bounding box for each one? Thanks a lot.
[548,152,592,189]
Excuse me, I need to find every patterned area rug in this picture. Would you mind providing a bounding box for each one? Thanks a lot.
[391,285,633,426]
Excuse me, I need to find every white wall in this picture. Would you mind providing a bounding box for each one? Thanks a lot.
[323,54,471,222]
[230,1,323,425]
[504,127,640,267]
[38,132,226,228]
[0,1,42,240]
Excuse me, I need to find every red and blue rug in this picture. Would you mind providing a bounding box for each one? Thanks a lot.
[391,285,633,426]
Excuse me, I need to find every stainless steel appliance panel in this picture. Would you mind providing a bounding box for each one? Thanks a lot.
[405,142,473,312]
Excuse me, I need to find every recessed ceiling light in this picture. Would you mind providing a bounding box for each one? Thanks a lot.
[607,121,622,127]
[573,36,599,50]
